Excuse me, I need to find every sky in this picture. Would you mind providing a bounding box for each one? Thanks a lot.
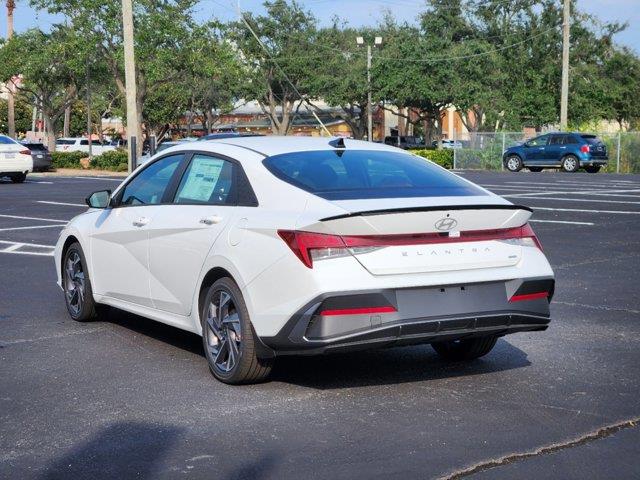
[1,0,639,53]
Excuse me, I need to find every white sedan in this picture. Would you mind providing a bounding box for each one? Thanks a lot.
[0,135,33,183]
[55,136,554,384]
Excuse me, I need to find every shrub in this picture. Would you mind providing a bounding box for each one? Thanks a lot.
[411,149,454,169]
[91,150,128,171]
[51,151,85,169]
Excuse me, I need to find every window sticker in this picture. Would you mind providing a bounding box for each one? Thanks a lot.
[178,158,224,202]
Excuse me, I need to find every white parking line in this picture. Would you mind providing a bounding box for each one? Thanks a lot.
[0,224,65,232]
[532,207,640,215]
[72,176,123,182]
[0,240,55,256]
[515,197,640,205]
[529,219,594,225]
[25,180,54,184]
[0,214,68,223]
[37,201,86,207]
[504,189,640,198]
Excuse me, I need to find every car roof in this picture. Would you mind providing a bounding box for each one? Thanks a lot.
[198,135,407,157]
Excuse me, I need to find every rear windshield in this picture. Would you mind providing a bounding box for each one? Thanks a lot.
[263,150,486,200]
[581,135,602,145]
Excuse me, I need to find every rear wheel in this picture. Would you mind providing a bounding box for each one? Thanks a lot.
[505,155,523,172]
[10,173,26,183]
[585,165,601,173]
[528,167,543,172]
[432,336,498,361]
[561,155,580,173]
[202,278,273,384]
[63,242,98,322]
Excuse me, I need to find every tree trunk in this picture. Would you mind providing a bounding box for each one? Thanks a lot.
[63,105,71,137]
[43,114,56,152]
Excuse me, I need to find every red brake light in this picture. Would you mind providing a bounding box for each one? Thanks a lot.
[580,145,589,153]
[19,149,31,155]
[278,223,543,268]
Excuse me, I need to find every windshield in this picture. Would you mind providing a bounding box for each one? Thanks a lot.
[263,149,486,200]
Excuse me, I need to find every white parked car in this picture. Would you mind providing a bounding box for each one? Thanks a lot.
[55,137,555,384]
[55,137,116,155]
[0,135,33,183]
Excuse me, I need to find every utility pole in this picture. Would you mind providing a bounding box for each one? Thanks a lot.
[86,59,93,162]
[560,0,570,130]
[357,36,382,142]
[122,0,139,171]
[6,0,15,138]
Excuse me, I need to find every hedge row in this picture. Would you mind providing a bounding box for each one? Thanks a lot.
[411,149,454,169]
[51,150,128,172]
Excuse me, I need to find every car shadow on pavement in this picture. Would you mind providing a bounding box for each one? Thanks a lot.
[39,421,183,479]
[270,340,530,390]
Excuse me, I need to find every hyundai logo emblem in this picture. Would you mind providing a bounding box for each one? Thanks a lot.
[434,217,458,231]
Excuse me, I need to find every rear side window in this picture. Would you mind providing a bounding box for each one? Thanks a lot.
[174,154,236,205]
[549,135,564,145]
[263,150,487,200]
[0,135,18,145]
[563,135,579,144]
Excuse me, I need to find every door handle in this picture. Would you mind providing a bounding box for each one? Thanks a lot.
[132,217,150,227]
[200,215,223,225]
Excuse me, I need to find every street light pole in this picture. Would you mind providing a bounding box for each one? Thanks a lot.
[560,0,570,130]
[122,0,140,171]
[6,0,15,138]
[357,36,382,142]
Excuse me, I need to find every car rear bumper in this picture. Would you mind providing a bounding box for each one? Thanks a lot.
[259,277,554,356]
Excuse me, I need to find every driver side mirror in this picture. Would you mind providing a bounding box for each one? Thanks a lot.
[86,190,111,209]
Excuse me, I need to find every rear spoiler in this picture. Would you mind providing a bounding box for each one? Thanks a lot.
[321,204,533,222]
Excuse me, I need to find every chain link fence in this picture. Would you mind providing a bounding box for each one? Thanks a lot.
[450,131,640,173]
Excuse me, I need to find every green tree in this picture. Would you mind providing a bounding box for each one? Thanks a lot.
[0,95,33,135]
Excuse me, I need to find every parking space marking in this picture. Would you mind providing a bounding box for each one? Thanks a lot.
[532,206,640,215]
[514,196,640,205]
[0,214,68,223]
[0,224,65,232]
[37,201,86,207]
[24,180,54,184]
[529,219,594,225]
[0,239,55,257]
[71,176,123,182]
[504,189,640,197]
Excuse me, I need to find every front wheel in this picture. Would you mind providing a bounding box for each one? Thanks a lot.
[202,278,273,384]
[561,155,580,173]
[432,336,498,361]
[585,165,601,173]
[10,173,26,183]
[63,243,98,321]
[505,155,523,172]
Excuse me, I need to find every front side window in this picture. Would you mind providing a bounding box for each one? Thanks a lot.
[263,150,486,200]
[80,140,89,146]
[174,154,236,205]
[56,139,75,145]
[527,135,549,147]
[120,154,183,206]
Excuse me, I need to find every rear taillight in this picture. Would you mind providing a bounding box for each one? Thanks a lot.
[580,145,590,153]
[19,149,31,155]
[278,223,543,268]
[509,291,549,303]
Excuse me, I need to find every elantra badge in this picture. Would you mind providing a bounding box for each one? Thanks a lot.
[435,217,458,231]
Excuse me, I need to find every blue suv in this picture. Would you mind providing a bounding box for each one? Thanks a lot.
[503,133,608,173]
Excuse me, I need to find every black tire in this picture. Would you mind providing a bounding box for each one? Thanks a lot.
[10,173,26,183]
[528,167,543,172]
[62,242,98,322]
[585,165,601,173]
[504,155,523,172]
[431,335,498,361]
[201,277,273,385]
[561,155,580,173]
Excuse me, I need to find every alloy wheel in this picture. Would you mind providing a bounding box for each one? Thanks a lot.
[563,157,577,171]
[205,290,242,373]
[65,251,85,316]
[507,157,520,171]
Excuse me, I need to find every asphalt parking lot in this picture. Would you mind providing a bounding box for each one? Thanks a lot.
[1,171,639,479]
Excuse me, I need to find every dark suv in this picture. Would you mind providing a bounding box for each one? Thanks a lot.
[503,133,608,173]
